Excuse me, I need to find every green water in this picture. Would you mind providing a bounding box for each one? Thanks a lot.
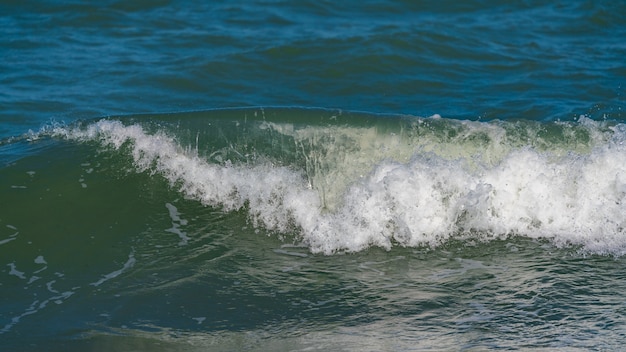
[2,109,626,350]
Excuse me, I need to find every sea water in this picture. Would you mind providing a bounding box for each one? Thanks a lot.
[1,1,626,351]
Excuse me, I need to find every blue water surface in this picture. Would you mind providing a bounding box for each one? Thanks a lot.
[1,0,625,139]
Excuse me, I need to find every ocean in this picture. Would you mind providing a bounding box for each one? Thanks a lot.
[1,1,626,351]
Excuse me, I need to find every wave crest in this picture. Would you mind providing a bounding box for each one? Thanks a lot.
[52,113,626,255]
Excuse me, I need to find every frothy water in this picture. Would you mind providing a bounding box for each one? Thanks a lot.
[50,114,626,255]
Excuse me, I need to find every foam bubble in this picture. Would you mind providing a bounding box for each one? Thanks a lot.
[165,203,190,245]
[0,236,17,246]
[91,252,136,287]
[7,263,26,279]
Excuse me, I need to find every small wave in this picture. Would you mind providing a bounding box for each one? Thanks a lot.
[50,111,626,255]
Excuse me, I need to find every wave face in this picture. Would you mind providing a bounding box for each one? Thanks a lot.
[41,108,626,255]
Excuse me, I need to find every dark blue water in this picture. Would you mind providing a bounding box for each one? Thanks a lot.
[2,0,625,138]
[2,1,626,350]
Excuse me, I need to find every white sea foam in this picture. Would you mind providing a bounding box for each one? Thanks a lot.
[7,262,26,279]
[90,251,136,287]
[0,236,17,246]
[56,119,626,255]
[0,290,76,334]
[1,249,136,334]
[165,202,190,245]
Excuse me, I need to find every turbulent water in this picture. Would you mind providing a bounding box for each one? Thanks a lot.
[2,1,626,351]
